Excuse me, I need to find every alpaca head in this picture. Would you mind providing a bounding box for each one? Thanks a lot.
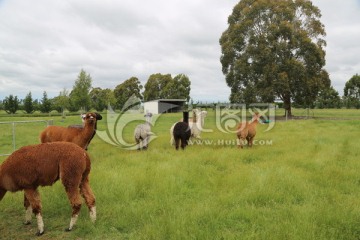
[83,112,103,125]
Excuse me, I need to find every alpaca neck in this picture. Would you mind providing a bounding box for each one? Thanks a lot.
[249,119,258,128]
[82,121,96,139]
[84,120,96,130]
[193,111,197,123]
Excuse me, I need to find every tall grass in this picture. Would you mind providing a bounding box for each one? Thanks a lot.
[0,109,360,239]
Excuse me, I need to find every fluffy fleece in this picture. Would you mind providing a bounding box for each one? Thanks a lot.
[0,142,96,236]
[236,113,260,148]
[172,111,191,150]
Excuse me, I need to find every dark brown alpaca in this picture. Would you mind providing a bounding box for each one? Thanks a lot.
[40,112,102,150]
[236,113,260,148]
[0,142,96,236]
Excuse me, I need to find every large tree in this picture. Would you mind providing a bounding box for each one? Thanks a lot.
[143,73,191,101]
[163,74,191,101]
[143,73,172,101]
[70,69,93,111]
[114,77,143,110]
[220,0,327,116]
[343,74,360,108]
[90,87,116,111]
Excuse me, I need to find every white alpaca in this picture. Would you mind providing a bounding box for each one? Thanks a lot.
[134,112,153,150]
[188,110,207,138]
[170,109,207,145]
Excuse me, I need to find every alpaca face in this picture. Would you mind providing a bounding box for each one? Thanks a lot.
[82,113,102,123]
[85,113,97,124]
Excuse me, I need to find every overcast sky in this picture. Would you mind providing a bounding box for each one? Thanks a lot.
[0,0,359,102]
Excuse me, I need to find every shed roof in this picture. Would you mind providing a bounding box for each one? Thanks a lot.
[146,99,186,102]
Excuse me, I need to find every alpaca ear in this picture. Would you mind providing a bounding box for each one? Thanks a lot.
[95,113,102,120]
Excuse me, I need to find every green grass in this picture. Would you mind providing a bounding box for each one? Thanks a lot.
[1,109,360,239]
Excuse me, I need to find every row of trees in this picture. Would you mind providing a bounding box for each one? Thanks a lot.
[0,70,191,114]
[1,71,359,114]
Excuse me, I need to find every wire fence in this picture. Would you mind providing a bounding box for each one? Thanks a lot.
[0,120,52,156]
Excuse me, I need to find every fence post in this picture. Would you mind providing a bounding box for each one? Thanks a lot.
[12,122,16,151]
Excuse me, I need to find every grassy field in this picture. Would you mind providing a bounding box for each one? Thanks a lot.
[0,109,360,239]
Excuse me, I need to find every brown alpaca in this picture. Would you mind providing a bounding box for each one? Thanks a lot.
[0,142,96,236]
[40,112,102,150]
[236,113,260,148]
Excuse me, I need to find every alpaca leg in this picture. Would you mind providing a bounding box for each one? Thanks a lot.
[64,187,82,231]
[181,137,186,150]
[175,138,180,150]
[238,137,246,149]
[61,166,84,231]
[237,137,242,148]
[248,137,253,147]
[135,138,141,150]
[0,189,6,201]
[24,194,32,225]
[142,137,148,150]
[24,189,44,236]
[170,125,175,145]
[80,177,96,223]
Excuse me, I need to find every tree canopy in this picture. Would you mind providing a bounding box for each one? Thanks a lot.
[40,91,52,113]
[143,73,191,102]
[23,92,35,114]
[3,94,19,114]
[220,0,328,116]
[343,74,360,108]
[69,69,93,111]
[114,77,143,110]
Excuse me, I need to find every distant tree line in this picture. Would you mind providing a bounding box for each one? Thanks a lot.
[0,69,191,114]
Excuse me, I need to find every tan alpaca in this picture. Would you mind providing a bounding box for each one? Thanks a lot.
[236,113,260,148]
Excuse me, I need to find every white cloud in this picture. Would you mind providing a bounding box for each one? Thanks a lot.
[0,0,359,102]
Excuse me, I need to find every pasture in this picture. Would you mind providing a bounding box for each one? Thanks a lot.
[0,108,360,239]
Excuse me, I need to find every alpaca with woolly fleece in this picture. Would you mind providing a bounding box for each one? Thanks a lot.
[134,112,153,150]
[170,109,207,145]
[0,142,96,236]
[188,109,207,139]
[172,111,191,150]
[236,113,260,148]
[40,112,102,150]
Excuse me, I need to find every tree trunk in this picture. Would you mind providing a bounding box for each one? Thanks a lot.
[283,95,292,117]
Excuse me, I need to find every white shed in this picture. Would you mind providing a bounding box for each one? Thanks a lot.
[144,99,186,114]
